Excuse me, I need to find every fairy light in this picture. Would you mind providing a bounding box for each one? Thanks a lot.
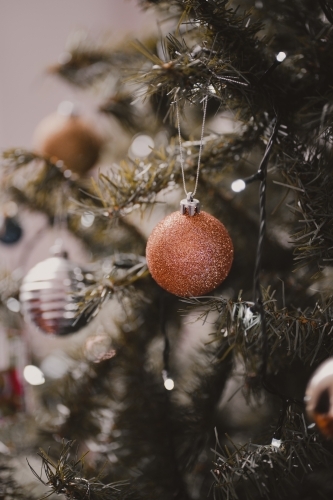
[276,52,286,62]
[23,365,45,385]
[231,170,266,193]
[164,378,175,391]
[244,306,254,321]
[271,438,282,448]
[258,52,287,85]
[81,212,95,228]
[162,369,174,391]
[231,179,246,192]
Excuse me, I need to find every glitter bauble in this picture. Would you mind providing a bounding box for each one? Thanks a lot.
[146,211,233,297]
[33,113,102,175]
[19,255,87,336]
[305,358,333,439]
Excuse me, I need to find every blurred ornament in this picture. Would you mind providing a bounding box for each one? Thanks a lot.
[0,216,23,245]
[146,195,233,297]
[0,368,24,416]
[0,326,24,417]
[40,352,72,379]
[305,358,333,438]
[84,334,116,363]
[19,252,88,336]
[33,103,103,175]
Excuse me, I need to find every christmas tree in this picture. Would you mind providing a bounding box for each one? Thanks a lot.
[1,1,333,499]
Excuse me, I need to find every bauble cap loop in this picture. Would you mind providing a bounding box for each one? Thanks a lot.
[180,192,200,216]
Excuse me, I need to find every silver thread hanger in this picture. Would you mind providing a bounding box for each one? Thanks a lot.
[175,96,208,216]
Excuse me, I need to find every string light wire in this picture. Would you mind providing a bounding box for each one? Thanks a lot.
[249,117,304,445]
[175,96,208,199]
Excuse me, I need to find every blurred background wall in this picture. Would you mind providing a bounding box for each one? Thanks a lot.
[0,0,153,149]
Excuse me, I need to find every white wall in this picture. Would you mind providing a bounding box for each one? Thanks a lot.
[0,0,153,149]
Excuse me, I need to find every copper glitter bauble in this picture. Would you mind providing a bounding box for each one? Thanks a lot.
[19,255,87,336]
[146,211,233,297]
[33,113,102,175]
[305,358,333,439]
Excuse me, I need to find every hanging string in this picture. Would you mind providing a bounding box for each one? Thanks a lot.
[175,96,208,199]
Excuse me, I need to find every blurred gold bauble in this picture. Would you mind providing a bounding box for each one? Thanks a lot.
[146,210,234,297]
[33,112,102,175]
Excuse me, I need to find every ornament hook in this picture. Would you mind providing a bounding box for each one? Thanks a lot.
[180,193,200,216]
[175,96,208,216]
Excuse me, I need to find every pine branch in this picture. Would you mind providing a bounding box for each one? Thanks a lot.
[275,136,333,272]
[133,0,333,145]
[40,346,118,440]
[212,407,333,500]
[27,441,128,500]
[48,35,153,88]
[75,119,278,220]
[49,48,116,87]
[1,149,146,256]
[184,289,333,375]
[132,29,263,112]
[77,155,175,219]
[99,92,145,133]
[319,0,333,24]
[75,254,148,324]
[1,148,95,220]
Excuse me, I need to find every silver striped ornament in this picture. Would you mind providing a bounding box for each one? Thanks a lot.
[20,254,86,336]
